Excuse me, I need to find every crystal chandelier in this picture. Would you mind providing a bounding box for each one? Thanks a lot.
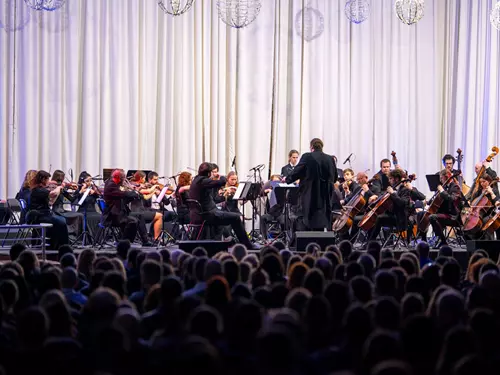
[295,4,324,41]
[24,0,65,11]
[491,1,500,31]
[345,0,370,24]
[158,0,195,16]
[216,0,262,29]
[0,0,31,32]
[395,0,424,25]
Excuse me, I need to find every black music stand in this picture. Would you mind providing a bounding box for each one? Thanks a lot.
[273,185,299,247]
[426,175,440,191]
[71,190,94,247]
[102,168,115,182]
[234,182,263,242]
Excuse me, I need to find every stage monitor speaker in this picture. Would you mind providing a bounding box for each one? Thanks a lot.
[295,231,336,252]
[178,240,230,257]
[466,240,500,261]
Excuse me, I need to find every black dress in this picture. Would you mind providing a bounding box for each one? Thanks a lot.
[175,188,190,224]
[28,187,69,250]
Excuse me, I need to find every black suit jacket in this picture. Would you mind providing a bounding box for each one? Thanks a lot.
[389,185,412,231]
[281,164,295,178]
[286,150,337,229]
[102,180,137,225]
[371,171,390,196]
[437,182,462,216]
[188,175,226,223]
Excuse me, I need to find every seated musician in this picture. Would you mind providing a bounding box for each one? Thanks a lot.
[50,169,84,241]
[129,171,169,240]
[417,169,461,247]
[102,169,152,246]
[220,172,241,214]
[28,170,69,250]
[366,169,411,242]
[16,169,37,223]
[209,164,225,204]
[260,174,284,240]
[188,162,256,249]
[339,168,360,205]
[436,154,459,174]
[145,171,176,222]
[371,158,391,196]
[175,172,192,224]
[465,162,498,200]
[74,171,102,235]
[467,174,500,240]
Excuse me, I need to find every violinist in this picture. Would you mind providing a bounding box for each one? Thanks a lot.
[339,169,360,205]
[27,170,69,250]
[221,171,240,214]
[16,169,37,223]
[75,171,102,236]
[417,169,461,247]
[102,169,152,246]
[175,172,192,224]
[366,169,412,242]
[49,169,83,241]
[209,163,225,204]
[129,171,166,241]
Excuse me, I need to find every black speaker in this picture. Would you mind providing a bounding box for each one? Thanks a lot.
[466,240,500,261]
[178,240,231,257]
[295,231,336,252]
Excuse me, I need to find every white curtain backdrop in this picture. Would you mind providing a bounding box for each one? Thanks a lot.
[1,0,499,198]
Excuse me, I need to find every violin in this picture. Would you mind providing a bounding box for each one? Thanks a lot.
[359,174,416,231]
[461,177,500,234]
[418,171,461,233]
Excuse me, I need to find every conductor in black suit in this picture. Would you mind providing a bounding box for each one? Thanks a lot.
[281,149,300,178]
[189,162,256,249]
[285,138,337,231]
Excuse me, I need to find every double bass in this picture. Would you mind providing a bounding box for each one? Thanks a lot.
[417,171,461,233]
[332,176,379,233]
[466,146,499,200]
[456,148,470,195]
[359,174,416,231]
[461,177,500,234]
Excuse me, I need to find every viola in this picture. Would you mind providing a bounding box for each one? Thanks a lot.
[418,171,461,233]
[359,174,416,231]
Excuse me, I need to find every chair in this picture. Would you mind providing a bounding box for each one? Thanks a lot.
[93,199,123,249]
[185,199,209,240]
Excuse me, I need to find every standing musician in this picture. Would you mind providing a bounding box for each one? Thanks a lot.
[102,169,152,246]
[27,170,69,250]
[175,172,192,224]
[281,149,300,178]
[371,159,392,197]
[189,162,256,249]
[417,169,462,247]
[285,138,337,231]
[366,169,412,242]
[438,154,459,174]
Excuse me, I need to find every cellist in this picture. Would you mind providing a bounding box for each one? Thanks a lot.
[417,169,462,247]
[464,162,497,201]
[365,169,412,242]
[465,174,499,240]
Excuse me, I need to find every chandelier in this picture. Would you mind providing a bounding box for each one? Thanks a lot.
[24,0,65,11]
[158,0,195,16]
[295,4,324,41]
[1,0,31,32]
[491,1,500,31]
[395,0,424,25]
[345,0,370,24]
[216,0,262,29]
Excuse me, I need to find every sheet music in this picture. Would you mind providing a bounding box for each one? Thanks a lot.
[233,182,248,200]
[157,186,169,202]
[78,188,91,206]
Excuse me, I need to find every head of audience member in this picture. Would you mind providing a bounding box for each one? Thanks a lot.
[9,243,26,261]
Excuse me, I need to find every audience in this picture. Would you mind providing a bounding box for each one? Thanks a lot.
[0,239,498,375]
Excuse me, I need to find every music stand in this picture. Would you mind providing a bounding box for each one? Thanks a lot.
[273,184,299,247]
[103,169,115,182]
[72,189,94,247]
[234,182,263,242]
[426,175,441,192]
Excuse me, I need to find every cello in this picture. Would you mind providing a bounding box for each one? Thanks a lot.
[466,146,499,200]
[359,173,416,231]
[332,176,379,233]
[461,177,500,234]
[417,171,461,233]
[482,205,500,234]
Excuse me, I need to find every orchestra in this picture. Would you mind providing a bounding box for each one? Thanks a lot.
[5,144,500,250]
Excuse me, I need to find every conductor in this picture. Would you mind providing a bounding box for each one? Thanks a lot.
[285,138,337,231]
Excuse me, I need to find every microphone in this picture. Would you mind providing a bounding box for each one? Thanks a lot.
[167,173,181,179]
[343,153,353,165]
[231,156,236,167]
